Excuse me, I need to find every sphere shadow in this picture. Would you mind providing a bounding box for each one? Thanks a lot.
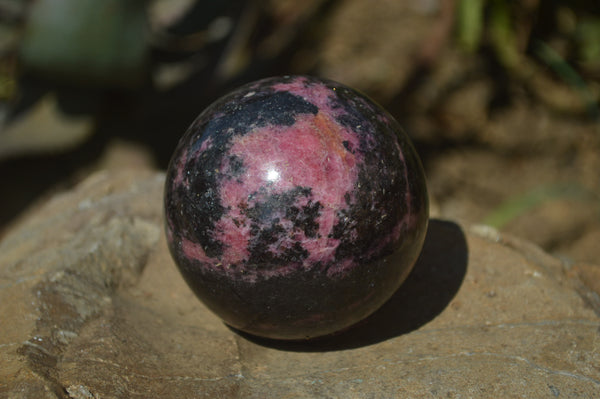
[235,218,468,352]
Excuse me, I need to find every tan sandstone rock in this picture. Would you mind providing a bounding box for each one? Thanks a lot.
[1,170,598,398]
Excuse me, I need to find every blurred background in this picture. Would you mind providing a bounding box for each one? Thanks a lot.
[0,0,598,265]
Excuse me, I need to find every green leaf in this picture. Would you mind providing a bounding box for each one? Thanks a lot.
[534,40,600,120]
[482,184,594,229]
[456,0,486,52]
[489,0,520,68]
[576,17,600,64]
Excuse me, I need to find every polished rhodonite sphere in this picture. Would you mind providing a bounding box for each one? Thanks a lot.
[164,75,428,340]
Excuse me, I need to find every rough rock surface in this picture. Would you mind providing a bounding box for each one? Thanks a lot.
[1,170,599,398]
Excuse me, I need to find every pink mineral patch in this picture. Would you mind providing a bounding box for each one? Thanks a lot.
[215,109,362,270]
[172,146,188,188]
[181,237,214,265]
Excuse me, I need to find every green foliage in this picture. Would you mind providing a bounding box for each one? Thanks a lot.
[576,17,600,64]
[455,0,599,118]
[455,0,600,67]
[489,0,522,68]
[456,0,485,52]
[483,184,594,229]
[455,0,518,66]
[534,40,599,119]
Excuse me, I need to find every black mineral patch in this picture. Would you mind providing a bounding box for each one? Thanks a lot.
[243,186,317,268]
[201,90,319,141]
[286,200,322,238]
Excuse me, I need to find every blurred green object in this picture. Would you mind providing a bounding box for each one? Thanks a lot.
[534,40,599,120]
[488,0,520,69]
[455,0,520,68]
[19,0,149,88]
[456,0,485,52]
[482,184,593,229]
[576,17,600,65]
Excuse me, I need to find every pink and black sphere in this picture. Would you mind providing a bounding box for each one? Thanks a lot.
[164,75,428,340]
